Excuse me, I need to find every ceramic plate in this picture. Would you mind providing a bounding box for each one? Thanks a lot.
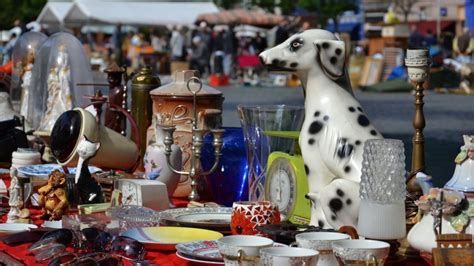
[175,240,288,262]
[176,252,224,265]
[120,226,223,251]
[17,164,102,178]
[0,223,37,236]
[176,240,223,261]
[159,207,231,232]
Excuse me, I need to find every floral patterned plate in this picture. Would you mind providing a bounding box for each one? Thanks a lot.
[176,240,288,264]
[176,240,223,261]
[176,251,224,265]
[159,207,232,233]
[17,164,102,178]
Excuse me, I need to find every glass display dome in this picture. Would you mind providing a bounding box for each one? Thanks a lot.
[28,32,94,131]
[10,31,48,119]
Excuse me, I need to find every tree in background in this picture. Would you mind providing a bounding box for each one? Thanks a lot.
[298,0,357,31]
[391,0,418,22]
[0,0,47,30]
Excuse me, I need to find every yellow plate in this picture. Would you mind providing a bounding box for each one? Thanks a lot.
[121,226,224,251]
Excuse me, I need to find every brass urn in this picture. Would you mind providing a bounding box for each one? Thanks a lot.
[149,70,223,197]
[131,66,161,170]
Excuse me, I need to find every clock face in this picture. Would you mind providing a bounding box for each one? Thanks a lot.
[266,157,296,216]
[121,181,138,205]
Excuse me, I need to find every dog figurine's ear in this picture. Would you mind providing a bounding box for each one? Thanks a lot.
[314,40,345,80]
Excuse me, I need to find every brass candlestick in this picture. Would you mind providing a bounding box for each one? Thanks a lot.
[405,49,431,186]
[162,77,224,201]
[401,49,432,258]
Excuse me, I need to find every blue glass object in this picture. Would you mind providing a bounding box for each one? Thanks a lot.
[201,127,249,206]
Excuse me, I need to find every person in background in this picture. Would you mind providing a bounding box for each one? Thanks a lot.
[189,36,209,77]
[170,26,185,61]
[9,19,23,37]
[151,29,164,53]
[223,26,235,77]
[424,29,437,47]
[409,25,423,48]
[252,32,267,55]
[453,27,474,64]
[299,21,311,32]
[3,33,18,63]
[211,28,225,74]
[275,19,289,45]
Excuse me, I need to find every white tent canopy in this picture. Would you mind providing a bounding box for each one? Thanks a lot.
[62,0,219,26]
[36,2,74,25]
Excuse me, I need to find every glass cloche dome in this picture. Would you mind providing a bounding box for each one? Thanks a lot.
[10,31,48,120]
[28,32,94,131]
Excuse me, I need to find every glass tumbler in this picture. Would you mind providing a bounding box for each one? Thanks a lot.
[237,105,304,201]
[358,139,407,240]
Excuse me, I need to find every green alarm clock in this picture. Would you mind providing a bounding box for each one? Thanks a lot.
[264,131,311,225]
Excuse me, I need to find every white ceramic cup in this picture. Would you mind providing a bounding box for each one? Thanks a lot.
[260,247,319,266]
[331,239,390,266]
[217,235,273,266]
[293,232,351,266]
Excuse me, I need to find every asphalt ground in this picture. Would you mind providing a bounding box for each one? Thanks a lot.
[216,84,474,187]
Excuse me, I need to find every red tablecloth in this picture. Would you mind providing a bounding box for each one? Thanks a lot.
[0,174,428,265]
[0,174,191,265]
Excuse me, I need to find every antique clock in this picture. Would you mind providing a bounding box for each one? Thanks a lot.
[264,131,311,224]
[115,179,169,211]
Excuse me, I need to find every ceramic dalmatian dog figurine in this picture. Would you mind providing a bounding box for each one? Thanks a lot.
[259,29,383,229]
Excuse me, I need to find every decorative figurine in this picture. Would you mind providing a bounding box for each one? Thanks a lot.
[19,50,35,119]
[445,135,474,192]
[144,113,182,197]
[407,188,470,253]
[75,136,103,204]
[37,169,68,221]
[104,62,127,133]
[7,167,22,223]
[259,29,383,229]
[38,44,72,131]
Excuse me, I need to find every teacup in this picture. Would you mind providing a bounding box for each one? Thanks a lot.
[217,235,274,266]
[260,247,319,266]
[293,232,352,266]
[231,201,280,235]
[331,239,390,266]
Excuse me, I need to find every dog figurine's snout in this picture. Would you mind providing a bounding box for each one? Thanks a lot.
[259,55,266,66]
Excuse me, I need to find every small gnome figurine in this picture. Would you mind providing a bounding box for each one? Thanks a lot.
[37,170,68,221]
[7,167,22,223]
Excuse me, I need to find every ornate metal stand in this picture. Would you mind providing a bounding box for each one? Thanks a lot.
[162,77,224,201]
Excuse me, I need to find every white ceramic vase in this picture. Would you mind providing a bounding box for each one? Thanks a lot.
[144,122,182,196]
[407,213,457,253]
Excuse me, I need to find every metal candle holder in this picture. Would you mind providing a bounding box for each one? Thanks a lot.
[404,49,432,238]
[162,77,224,201]
[405,49,431,178]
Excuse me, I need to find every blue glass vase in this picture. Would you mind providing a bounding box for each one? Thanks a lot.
[201,127,248,206]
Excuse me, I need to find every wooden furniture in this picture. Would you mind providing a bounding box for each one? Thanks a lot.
[432,248,474,266]
[436,234,473,248]
[433,234,474,266]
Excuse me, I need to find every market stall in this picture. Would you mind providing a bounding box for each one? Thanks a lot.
[0,26,472,266]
